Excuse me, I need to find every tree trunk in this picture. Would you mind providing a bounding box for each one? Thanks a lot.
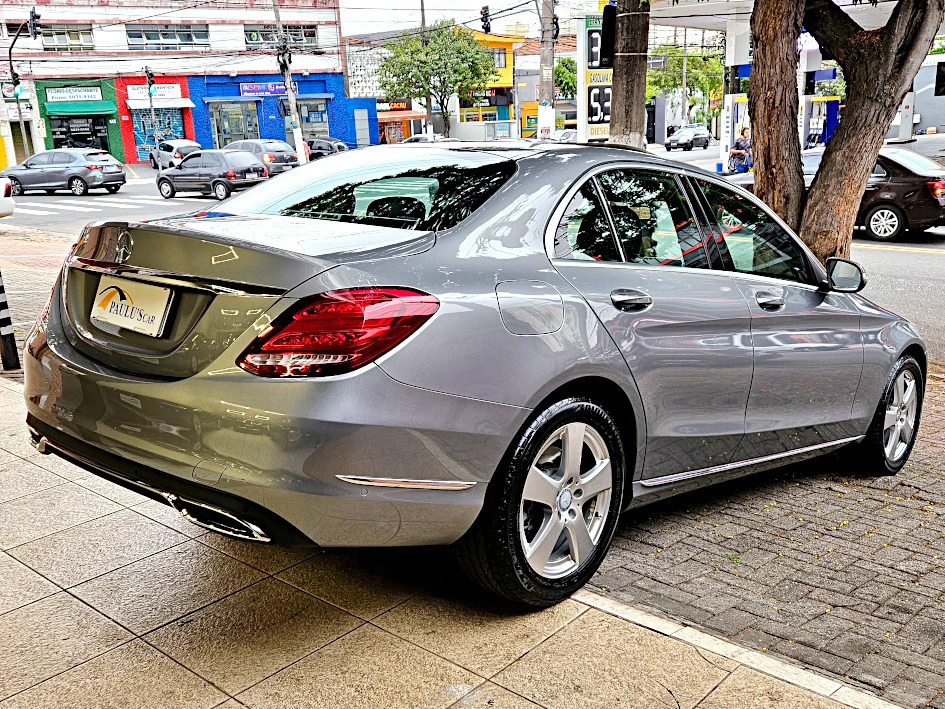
[748,1,806,232]
[609,0,650,148]
[799,0,945,261]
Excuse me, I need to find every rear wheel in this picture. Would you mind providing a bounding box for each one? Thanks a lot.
[9,178,22,196]
[864,204,906,241]
[69,177,88,196]
[213,181,231,201]
[150,156,158,169]
[157,179,176,199]
[454,398,625,607]
[853,355,923,476]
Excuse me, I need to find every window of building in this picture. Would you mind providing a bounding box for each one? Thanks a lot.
[493,48,507,68]
[244,24,318,50]
[42,25,94,51]
[126,24,210,51]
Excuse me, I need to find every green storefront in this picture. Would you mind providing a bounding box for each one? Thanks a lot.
[34,79,125,162]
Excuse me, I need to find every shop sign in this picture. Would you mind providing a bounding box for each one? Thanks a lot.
[45,86,103,102]
[6,103,32,121]
[128,84,182,100]
[239,81,298,97]
[377,98,410,111]
[2,83,31,100]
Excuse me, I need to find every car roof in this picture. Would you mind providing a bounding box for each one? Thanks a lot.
[163,138,199,144]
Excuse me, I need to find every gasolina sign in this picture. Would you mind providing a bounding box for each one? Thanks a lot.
[577,13,612,142]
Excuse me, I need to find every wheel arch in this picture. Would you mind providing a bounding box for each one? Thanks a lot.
[901,342,927,379]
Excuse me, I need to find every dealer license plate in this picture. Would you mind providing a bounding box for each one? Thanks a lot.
[90,275,172,338]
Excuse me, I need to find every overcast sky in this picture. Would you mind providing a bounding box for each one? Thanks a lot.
[337,1,570,38]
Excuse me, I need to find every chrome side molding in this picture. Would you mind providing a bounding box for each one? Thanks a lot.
[336,475,477,491]
[640,435,864,488]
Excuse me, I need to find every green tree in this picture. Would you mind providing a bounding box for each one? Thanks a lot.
[554,57,577,100]
[646,44,724,125]
[379,21,497,137]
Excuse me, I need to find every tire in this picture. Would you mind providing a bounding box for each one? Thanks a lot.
[150,156,158,169]
[684,144,693,151]
[864,204,906,241]
[68,177,88,196]
[213,181,231,201]
[454,397,626,607]
[852,355,924,476]
[157,179,176,199]
[702,141,709,150]
[665,147,672,152]
[105,185,121,194]
[9,178,22,196]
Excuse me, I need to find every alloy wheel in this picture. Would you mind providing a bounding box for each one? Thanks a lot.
[69,178,87,196]
[518,421,612,579]
[214,183,229,200]
[883,369,918,463]
[9,178,22,196]
[869,208,899,239]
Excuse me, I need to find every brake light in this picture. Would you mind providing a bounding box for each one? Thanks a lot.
[2,182,10,198]
[84,164,104,170]
[174,151,182,159]
[929,180,945,198]
[262,167,269,177]
[237,287,439,377]
[225,169,236,179]
[262,153,274,162]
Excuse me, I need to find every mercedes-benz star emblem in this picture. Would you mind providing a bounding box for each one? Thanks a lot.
[115,231,134,264]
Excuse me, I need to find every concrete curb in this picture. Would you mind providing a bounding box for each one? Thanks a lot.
[573,589,903,709]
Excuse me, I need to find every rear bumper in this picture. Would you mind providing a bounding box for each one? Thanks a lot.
[267,163,298,174]
[24,323,529,547]
[87,171,126,186]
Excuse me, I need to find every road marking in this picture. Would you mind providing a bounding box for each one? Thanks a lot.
[8,208,55,216]
[74,199,140,209]
[124,164,141,179]
[854,243,945,255]
[19,202,101,213]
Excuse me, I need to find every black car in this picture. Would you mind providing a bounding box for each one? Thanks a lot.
[156,150,268,200]
[665,126,711,151]
[307,137,349,160]
[223,139,299,174]
[728,147,945,241]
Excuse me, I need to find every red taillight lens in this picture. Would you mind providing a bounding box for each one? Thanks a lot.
[225,169,236,179]
[262,153,274,162]
[3,182,10,198]
[174,152,182,158]
[84,164,104,170]
[262,167,269,177]
[237,287,439,377]
[929,180,945,199]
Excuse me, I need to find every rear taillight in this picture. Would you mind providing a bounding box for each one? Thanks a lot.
[225,169,236,179]
[174,151,182,158]
[84,164,104,170]
[262,153,274,162]
[929,180,945,199]
[262,167,269,177]
[237,287,439,377]
[2,182,10,198]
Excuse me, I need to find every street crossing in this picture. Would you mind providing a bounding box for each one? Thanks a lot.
[6,194,186,219]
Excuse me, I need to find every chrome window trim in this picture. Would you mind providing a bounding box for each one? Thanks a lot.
[640,435,864,488]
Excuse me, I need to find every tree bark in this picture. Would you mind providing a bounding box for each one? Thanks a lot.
[748,1,806,232]
[799,0,945,260]
[609,0,650,148]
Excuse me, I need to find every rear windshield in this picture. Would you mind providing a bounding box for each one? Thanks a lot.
[83,151,118,163]
[262,141,294,152]
[224,148,516,231]
[179,145,200,156]
[225,152,262,168]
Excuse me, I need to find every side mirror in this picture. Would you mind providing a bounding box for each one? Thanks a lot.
[825,257,867,293]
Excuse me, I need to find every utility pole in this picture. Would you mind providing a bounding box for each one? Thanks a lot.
[272,0,308,164]
[420,0,433,135]
[145,67,158,153]
[681,27,687,123]
[7,22,33,159]
[537,0,555,139]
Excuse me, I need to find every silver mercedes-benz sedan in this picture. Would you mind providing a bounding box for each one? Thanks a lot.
[24,143,926,606]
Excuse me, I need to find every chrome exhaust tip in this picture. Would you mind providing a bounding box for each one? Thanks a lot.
[30,433,49,454]
[164,493,270,543]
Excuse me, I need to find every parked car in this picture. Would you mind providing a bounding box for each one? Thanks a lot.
[26,143,925,607]
[156,149,268,200]
[223,139,298,175]
[727,147,945,240]
[554,129,578,143]
[664,125,711,151]
[306,137,350,160]
[150,139,201,170]
[401,134,459,143]
[0,149,126,196]
[0,177,13,218]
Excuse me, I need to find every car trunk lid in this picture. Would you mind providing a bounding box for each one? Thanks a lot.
[59,214,433,378]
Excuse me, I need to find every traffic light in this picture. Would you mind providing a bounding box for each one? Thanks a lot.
[552,14,560,41]
[27,7,41,41]
[480,6,491,33]
[145,66,156,96]
[10,72,23,98]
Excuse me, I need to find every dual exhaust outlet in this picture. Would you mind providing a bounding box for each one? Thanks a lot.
[31,433,270,544]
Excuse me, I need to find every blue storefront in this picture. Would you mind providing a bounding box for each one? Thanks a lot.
[186,72,377,150]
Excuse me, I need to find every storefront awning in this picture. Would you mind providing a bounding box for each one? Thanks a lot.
[377,110,428,122]
[45,100,117,116]
[126,98,196,110]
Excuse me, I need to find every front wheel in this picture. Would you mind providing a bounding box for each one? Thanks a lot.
[213,181,231,200]
[864,204,906,241]
[854,355,924,476]
[68,177,88,196]
[9,178,23,196]
[454,398,625,607]
[157,179,176,199]
[150,156,159,169]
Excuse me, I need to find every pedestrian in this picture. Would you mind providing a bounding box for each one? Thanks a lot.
[729,126,752,173]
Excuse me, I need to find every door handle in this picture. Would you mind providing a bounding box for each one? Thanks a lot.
[755,291,785,310]
[611,289,653,311]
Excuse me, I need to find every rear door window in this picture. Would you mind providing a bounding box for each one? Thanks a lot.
[52,152,75,165]
[553,181,620,261]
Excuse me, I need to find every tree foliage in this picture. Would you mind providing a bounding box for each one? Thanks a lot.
[646,44,724,124]
[378,20,497,136]
[554,57,577,100]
